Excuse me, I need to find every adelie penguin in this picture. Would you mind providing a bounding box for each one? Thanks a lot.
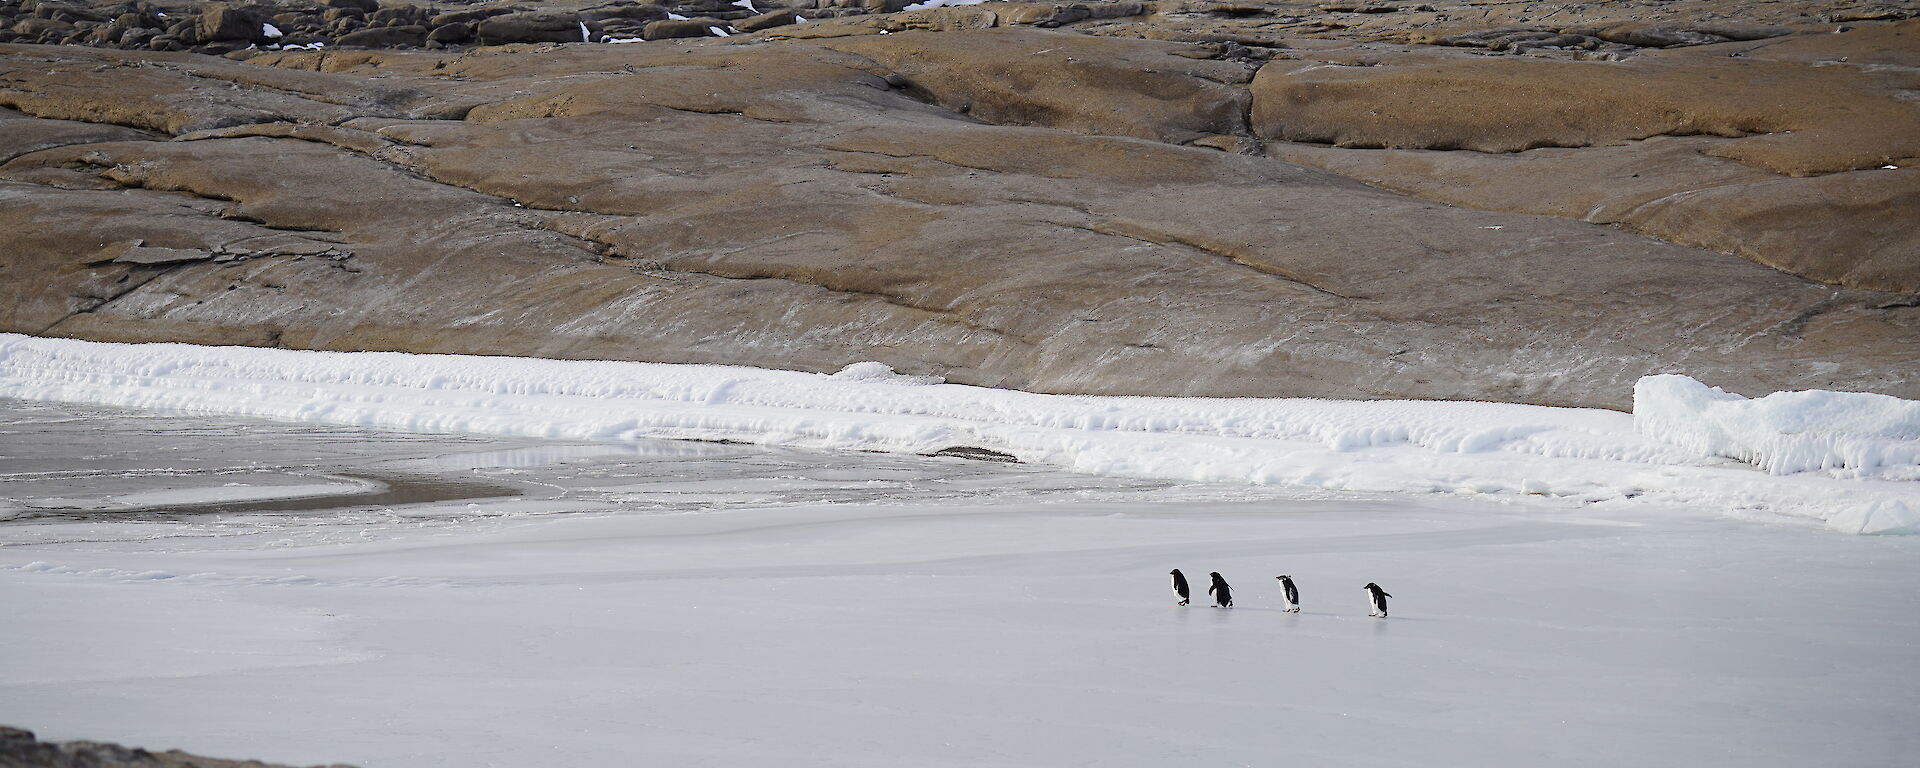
[1208,572,1233,608]
[1364,582,1392,618]
[1276,575,1300,613]
[1169,569,1190,606]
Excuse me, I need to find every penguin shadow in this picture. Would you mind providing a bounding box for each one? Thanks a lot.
[1277,610,1436,624]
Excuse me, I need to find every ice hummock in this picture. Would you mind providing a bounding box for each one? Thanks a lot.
[827,361,944,385]
[1633,374,1920,477]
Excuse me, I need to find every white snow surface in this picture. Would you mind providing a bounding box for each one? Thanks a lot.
[3,399,1918,768]
[0,333,1915,533]
[261,23,282,39]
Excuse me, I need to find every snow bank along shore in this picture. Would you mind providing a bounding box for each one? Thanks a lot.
[1,334,1914,534]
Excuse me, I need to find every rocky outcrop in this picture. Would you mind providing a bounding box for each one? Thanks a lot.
[0,725,357,768]
[1249,21,1920,294]
[335,24,426,48]
[642,17,727,39]
[475,12,590,46]
[822,29,1254,144]
[1247,48,1917,176]
[1,29,1914,409]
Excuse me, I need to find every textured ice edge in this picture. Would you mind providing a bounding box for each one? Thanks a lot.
[1,334,1914,534]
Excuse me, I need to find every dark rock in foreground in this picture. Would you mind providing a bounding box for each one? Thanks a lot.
[0,726,357,768]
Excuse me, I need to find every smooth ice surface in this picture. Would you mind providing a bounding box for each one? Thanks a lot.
[2,400,1917,768]
[1,334,1915,533]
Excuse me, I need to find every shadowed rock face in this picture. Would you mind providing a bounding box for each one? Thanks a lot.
[1,3,1916,409]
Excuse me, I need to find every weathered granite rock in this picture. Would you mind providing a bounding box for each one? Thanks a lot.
[738,8,796,31]
[642,17,724,38]
[195,2,263,43]
[0,37,1913,410]
[336,23,427,47]
[0,2,1914,408]
[1247,21,1920,293]
[427,22,472,44]
[475,12,588,45]
[581,3,670,23]
[825,29,1253,144]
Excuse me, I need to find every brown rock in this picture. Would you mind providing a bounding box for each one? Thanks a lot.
[641,17,726,39]
[1247,49,1920,176]
[738,9,796,31]
[431,9,514,26]
[196,2,264,43]
[825,29,1253,144]
[427,22,473,44]
[581,4,671,23]
[11,17,73,37]
[475,12,589,45]
[1592,22,1727,48]
[2,8,1917,410]
[1629,168,1920,294]
[1,40,1911,411]
[335,24,427,47]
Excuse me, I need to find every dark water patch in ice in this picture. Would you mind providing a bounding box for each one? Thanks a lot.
[5,472,524,522]
[925,446,1020,463]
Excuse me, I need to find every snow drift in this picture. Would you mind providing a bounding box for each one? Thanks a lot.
[1633,374,1920,477]
[0,334,1914,533]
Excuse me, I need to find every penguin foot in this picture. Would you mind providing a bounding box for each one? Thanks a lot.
[1177,600,1188,606]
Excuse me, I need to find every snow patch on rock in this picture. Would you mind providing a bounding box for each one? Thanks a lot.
[828,361,945,385]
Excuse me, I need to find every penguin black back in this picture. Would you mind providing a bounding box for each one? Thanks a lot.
[1208,571,1233,608]
[1364,582,1392,617]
